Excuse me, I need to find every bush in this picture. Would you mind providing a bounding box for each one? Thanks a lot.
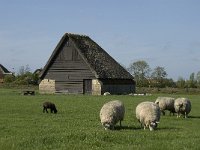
[3,75,15,83]
[3,72,39,86]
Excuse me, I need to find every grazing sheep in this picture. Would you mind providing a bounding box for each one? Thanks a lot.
[136,101,160,131]
[174,98,191,118]
[100,100,125,130]
[43,101,57,114]
[155,97,176,116]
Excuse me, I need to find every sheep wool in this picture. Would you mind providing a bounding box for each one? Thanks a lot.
[100,100,125,130]
[136,101,160,131]
[174,98,191,118]
[155,97,176,116]
[103,92,111,96]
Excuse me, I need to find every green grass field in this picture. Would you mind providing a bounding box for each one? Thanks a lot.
[0,88,199,150]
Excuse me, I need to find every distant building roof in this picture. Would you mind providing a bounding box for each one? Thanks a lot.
[0,64,12,74]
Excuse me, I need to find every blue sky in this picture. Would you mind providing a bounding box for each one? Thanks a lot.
[0,0,200,80]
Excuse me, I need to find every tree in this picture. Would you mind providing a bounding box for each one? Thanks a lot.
[18,65,31,76]
[151,66,167,88]
[128,60,151,87]
[187,72,197,88]
[176,77,186,88]
[13,65,39,85]
[196,71,200,88]
[162,78,176,88]
[4,74,15,83]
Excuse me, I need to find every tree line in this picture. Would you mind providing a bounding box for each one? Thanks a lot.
[127,60,200,89]
[3,65,40,86]
[2,62,200,89]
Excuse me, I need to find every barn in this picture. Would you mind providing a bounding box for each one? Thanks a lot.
[0,64,12,83]
[39,33,135,95]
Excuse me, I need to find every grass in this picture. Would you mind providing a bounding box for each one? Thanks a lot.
[0,88,200,150]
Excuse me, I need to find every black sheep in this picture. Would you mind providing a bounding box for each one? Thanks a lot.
[43,101,57,113]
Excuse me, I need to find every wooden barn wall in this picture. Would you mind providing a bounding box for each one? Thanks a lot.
[100,79,135,95]
[0,69,4,79]
[43,39,95,93]
[102,84,135,95]
[0,73,3,79]
[0,72,3,83]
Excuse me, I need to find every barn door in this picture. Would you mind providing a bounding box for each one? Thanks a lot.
[83,79,92,94]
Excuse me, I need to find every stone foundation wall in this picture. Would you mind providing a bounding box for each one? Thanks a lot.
[39,79,55,94]
[92,79,101,95]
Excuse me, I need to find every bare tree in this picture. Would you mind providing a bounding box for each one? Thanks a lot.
[18,65,31,76]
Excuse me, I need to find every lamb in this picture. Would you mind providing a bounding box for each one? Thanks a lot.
[43,101,57,114]
[174,98,191,118]
[136,101,160,131]
[100,100,125,130]
[155,97,176,116]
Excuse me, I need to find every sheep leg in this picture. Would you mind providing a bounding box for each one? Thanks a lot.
[162,111,165,116]
[177,112,181,118]
[43,107,48,113]
[142,123,146,130]
[184,112,187,118]
[139,120,143,129]
[119,120,122,127]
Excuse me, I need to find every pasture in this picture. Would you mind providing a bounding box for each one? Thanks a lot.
[0,88,199,150]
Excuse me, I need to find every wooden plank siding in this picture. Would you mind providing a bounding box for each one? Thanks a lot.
[41,39,95,93]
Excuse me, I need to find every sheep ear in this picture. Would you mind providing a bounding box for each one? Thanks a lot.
[156,121,160,124]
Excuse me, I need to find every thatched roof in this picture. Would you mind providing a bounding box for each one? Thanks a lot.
[40,33,134,80]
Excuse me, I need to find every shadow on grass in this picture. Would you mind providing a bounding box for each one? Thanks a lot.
[114,125,181,131]
[188,116,200,119]
[114,125,141,130]
[156,127,181,131]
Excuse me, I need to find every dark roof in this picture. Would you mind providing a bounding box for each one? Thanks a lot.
[0,64,11,74]
[40,33,134,80]
[34,68,42,74]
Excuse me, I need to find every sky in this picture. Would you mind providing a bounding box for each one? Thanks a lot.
[0,0,200,80]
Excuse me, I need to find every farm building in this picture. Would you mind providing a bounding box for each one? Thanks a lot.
[0,64,12,83]
[39,33,135,95]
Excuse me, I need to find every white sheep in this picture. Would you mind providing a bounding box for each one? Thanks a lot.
[100,100,125,130]
[136,101,160,131]
[103,92,111,96]
[155,97,176,116]
[174,98,191,118]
